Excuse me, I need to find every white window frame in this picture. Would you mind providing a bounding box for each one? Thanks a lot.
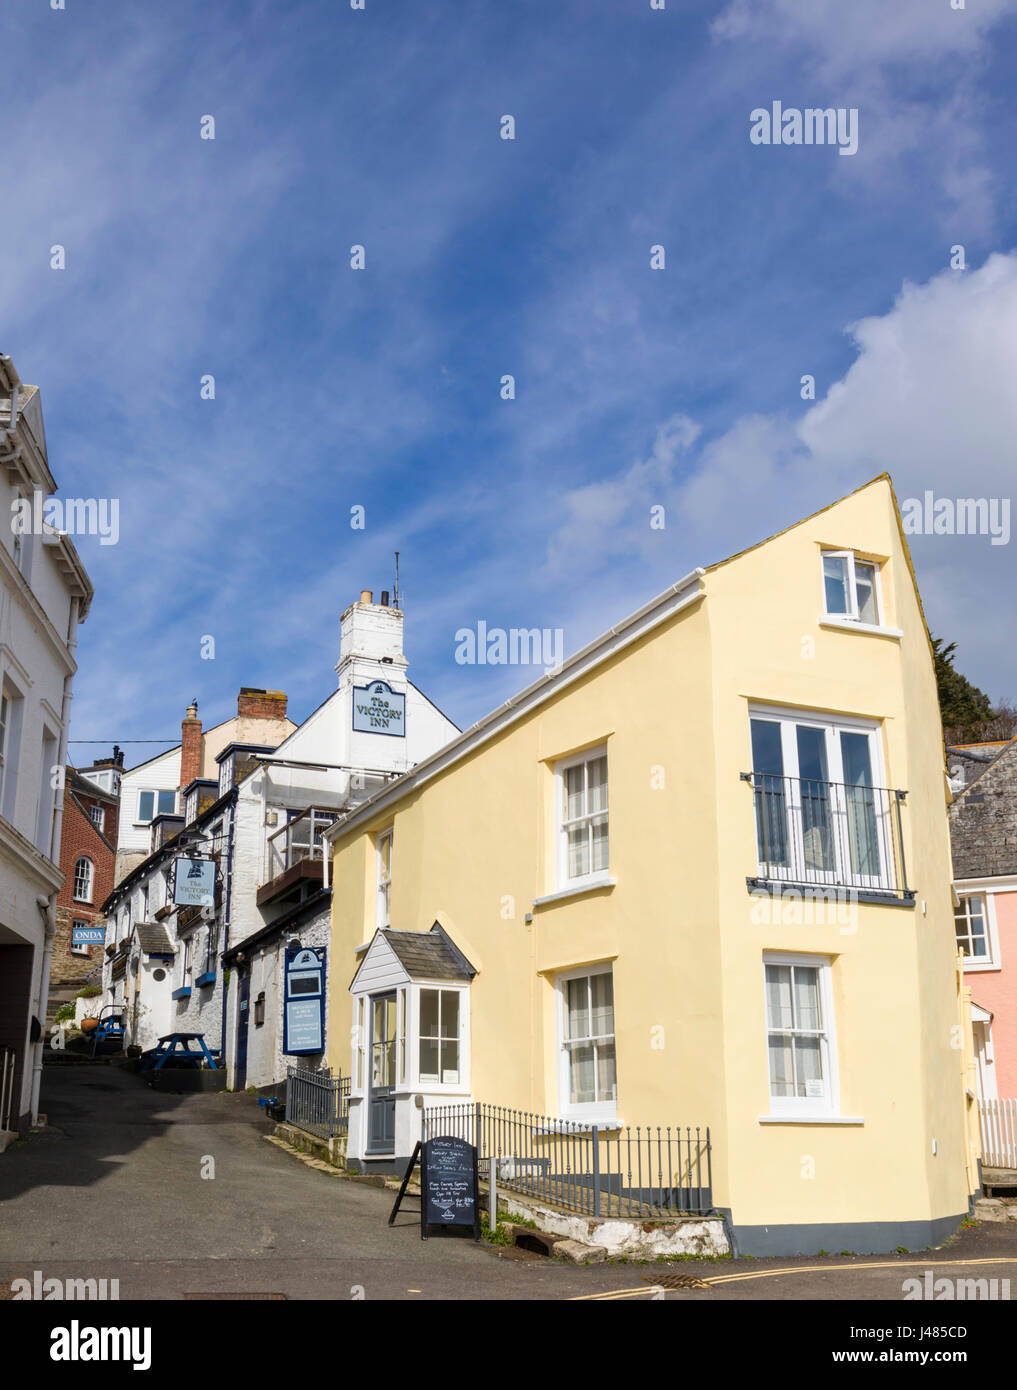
[89,804,104,829]
[762,953,839,1119]
[11,490,34,582]
[414,984,468,1091]
[0,677,25,823]
[397,986,407,1086]
[954,893,1000,972]
[555,963,618,1123]
[70,918,91,957]
[73,856,94,903]
[376,828,393,928]
[136,788,176,825]
[748,704,892,892]
[820,550,885,629]
[353,995,367,1092]
[179,935,192,990]
[555,745,610,892]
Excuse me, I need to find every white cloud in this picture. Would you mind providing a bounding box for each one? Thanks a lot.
[713,0,1017,232]
[540,414,701,576]
[712,0,1016,66]
[669,253,1017,697]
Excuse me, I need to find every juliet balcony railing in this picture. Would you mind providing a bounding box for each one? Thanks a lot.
[266,807,341,882]
[741,771,913,903]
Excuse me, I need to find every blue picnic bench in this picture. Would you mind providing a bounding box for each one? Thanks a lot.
[140,1033,220,1072]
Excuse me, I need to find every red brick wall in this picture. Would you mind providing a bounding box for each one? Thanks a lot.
[237,688,288,720]
[53,788,116,986]
[180,710,202,790]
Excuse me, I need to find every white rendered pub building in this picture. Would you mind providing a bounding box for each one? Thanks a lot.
[100,591,457,1092]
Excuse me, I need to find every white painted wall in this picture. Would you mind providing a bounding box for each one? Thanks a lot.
[0,365,91,1127]
[116,748,180,858]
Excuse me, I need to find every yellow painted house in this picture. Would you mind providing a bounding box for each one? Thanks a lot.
[324,476,980,1255]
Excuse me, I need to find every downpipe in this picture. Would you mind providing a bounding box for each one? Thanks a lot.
[30,897,56,1124]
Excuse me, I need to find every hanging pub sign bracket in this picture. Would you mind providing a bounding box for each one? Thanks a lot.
[172,855,217,908]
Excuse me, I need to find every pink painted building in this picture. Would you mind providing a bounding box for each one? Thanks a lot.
[947,739,1017,1102]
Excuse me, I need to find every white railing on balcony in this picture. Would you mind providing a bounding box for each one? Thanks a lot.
[266,807,340,882]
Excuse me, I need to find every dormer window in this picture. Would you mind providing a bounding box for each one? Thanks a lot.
[822,551,880,626]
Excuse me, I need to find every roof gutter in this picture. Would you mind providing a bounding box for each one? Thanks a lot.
[323,566,706,844]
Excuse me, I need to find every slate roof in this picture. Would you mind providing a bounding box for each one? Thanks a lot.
[381,924,476,982]
[134,921,174,956]
[948,739,1017,880]
[67,766,119,805]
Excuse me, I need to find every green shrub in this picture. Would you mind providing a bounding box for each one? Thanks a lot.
[76,985,101,999]
[54,1003,75,1023]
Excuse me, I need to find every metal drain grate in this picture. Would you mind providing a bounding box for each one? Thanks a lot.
[641,1273,713,1290]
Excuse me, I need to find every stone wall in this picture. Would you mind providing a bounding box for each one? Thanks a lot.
[949,742,1017,879]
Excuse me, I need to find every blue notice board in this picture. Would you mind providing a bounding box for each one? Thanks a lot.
[283,945,326,1055]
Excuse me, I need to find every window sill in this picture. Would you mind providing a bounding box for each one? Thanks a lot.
[533,877,616,909]
[171,987,192,1000]
[537,1117,621,1134]
[758,1115,864,1126]
[195,971,216,988]
[818,617,902,641]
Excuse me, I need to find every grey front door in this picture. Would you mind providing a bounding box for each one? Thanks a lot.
[367,992,397,1153]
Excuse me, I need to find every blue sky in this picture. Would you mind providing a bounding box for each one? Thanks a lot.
[3,0,1017,762]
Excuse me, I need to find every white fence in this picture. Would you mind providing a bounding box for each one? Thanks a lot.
[979,1099,1017,1169]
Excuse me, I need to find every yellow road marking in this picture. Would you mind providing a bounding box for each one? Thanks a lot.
[710,1256,1017,1285]
[573,1286,667,1300]
[571,1256,1017,1300]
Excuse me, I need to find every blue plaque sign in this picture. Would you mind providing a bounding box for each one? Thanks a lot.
[283,945,326,1055]
[352,680,405,737]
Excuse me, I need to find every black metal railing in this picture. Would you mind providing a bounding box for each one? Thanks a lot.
[741,771,912,901]
[285,1065,349,1139]
[423,1102,712,1219]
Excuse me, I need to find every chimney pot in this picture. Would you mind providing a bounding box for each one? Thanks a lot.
[380,590,390,606]
[360,589,373,604]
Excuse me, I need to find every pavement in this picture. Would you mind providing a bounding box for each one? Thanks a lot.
[2,1064,1016,1302]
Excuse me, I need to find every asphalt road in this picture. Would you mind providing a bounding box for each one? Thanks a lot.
[2,1064,1016,1304]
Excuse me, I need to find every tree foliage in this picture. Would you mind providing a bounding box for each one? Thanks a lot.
[932,637,1015,744]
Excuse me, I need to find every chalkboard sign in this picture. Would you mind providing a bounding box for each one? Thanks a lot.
[421,1136,480,1241]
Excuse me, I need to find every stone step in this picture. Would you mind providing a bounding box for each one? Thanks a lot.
[974,1198,1017,1223]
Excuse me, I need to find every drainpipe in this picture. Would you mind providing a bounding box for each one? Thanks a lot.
[30,898,56,1124]
[29,592,79,1123]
